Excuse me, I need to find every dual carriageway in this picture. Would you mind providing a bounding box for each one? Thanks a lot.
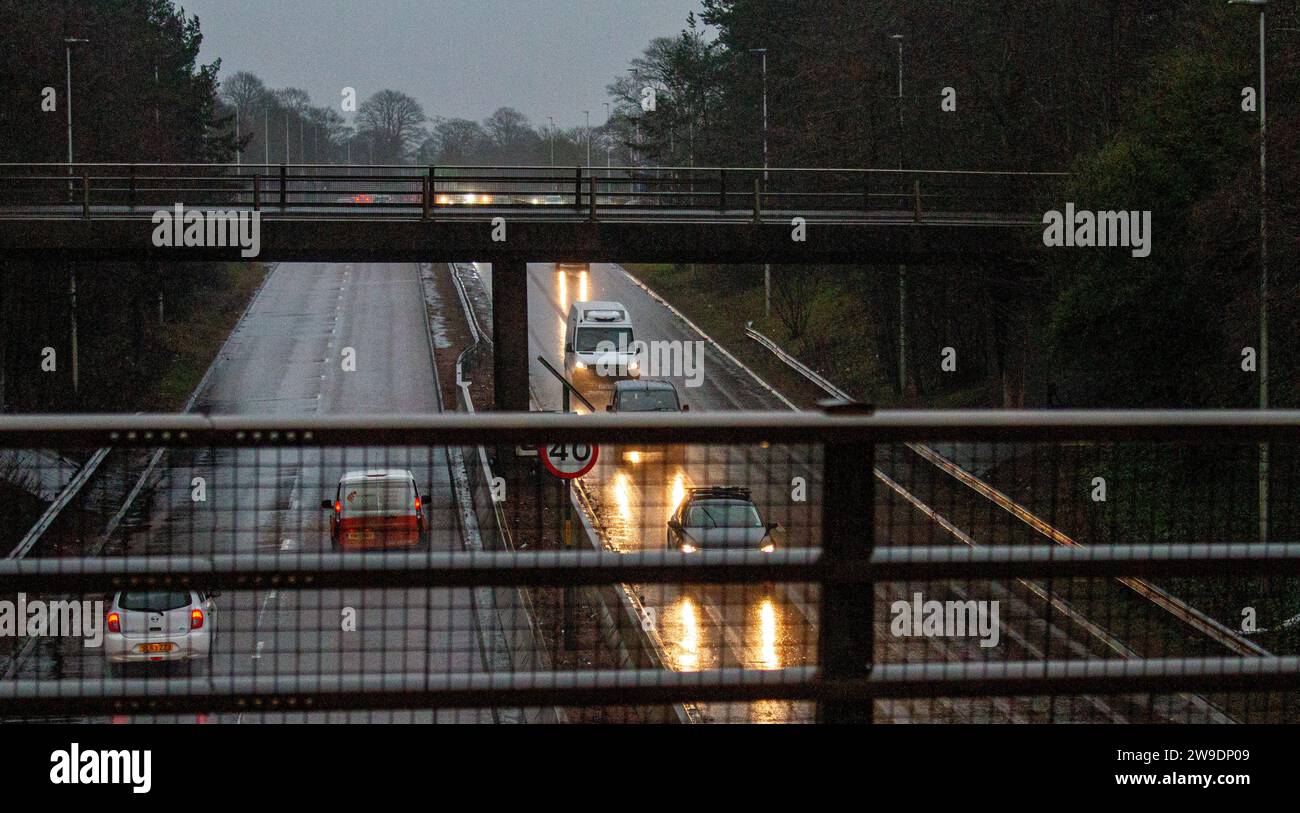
[0,164,1287,722]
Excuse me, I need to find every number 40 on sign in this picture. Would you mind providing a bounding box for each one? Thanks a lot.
[540,442,599,479]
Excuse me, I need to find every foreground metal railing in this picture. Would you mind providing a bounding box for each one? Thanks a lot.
[0,409,1297,722]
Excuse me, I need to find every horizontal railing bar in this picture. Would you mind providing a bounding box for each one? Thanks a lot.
[3,545,1300,593]
[0,162,1070,176]
[0,410,1295,448]
[2,656,1296,716]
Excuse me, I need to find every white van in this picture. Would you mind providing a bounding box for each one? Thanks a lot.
[564,301,640,382]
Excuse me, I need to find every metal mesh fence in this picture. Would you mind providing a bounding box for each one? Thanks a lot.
[0,412,1296,722]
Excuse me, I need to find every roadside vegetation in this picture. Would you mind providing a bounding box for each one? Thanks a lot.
[0,1,260,414]
[613,1,1298,411]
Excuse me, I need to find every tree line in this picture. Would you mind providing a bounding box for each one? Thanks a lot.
[0,0,247,412]
[604,1,1298,410]
[218,74,631,168]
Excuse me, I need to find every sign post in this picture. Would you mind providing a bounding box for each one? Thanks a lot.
[539,389,601,649]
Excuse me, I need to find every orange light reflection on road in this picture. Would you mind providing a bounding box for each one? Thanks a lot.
[758,598,780,669]
[668,471,687,520]
[613,471,632,525]
[673,596,701,672]
[557,269,568,310]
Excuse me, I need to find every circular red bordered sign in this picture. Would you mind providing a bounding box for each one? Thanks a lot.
[540,442,599,479]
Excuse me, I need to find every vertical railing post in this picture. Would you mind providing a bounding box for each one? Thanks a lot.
[574,166,583,212]
[422,168,432,220]
[752,178,762,223]
[588,174,597,221]
[279,164,288,211]
[817,402,876,723]
[128,164,136,213]
[81,170,90,220]
[718,168,727,212]
[913,179,922,222]
[252,174,261,212]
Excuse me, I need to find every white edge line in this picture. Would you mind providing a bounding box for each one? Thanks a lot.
[613,264,800,412]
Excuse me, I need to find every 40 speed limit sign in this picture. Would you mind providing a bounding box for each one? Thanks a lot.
[540,442,599,479]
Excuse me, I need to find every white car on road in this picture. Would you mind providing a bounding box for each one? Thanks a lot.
[104,589,214,674]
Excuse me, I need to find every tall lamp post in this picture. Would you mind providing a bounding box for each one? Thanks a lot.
[63,37,88,399]
[603,102,612,173]
[1229,0,1269,543]
[626,68,642,170]
[64,37,89,200]
[749,48,770,316]
[891,33,908,398]
[582,110,591,167]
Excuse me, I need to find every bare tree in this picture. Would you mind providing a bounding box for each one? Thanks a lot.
[356,90,428,164]
[220,71,267,112]
[771,266,817,340]
[273,87,312,116]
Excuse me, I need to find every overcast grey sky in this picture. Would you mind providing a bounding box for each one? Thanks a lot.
[179,0,704,127]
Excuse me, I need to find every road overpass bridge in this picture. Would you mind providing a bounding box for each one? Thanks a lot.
[0,162,1062,264]
[0,163,1065,410]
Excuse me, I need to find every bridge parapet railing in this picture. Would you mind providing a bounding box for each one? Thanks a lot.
[0,163,1066,219]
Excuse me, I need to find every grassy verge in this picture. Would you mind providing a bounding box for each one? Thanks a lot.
[155,263,267,409]
[623,263,830,408]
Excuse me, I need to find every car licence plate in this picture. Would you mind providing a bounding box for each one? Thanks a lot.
[138,642,175,653]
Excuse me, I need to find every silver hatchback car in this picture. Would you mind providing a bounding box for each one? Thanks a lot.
[104,589,215,674]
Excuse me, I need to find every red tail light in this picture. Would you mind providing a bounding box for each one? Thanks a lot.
[414,496,421,511]
[334,501,341,513]
[190,609,204,630]
[106,612,120,633]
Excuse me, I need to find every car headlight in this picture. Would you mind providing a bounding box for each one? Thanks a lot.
[760,543,775,553]
[574,361,586,370]
[681,543,697,553]
[627,360,640,371]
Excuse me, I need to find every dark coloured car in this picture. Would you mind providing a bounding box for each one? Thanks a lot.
[666,486,778,553]
[606,379,687,466]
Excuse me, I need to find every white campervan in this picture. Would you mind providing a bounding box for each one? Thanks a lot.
[564,300,640,383]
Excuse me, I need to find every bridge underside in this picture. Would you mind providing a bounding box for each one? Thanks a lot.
[0,217,1042,265]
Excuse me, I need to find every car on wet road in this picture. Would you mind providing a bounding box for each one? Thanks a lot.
[606,378,688,466]
[666,486,779,553]
[104,589,215,675]
[324,469,428,550]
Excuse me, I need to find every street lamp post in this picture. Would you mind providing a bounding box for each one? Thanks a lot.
[626,68,642,170]
[749,48,769,180]
[603,101,613,173]
[63,37,88,399]
[582,110,591,167]
[750,48,770,316]
[63,38,89,200]
[1230,0,1269,543]
[891,33,908,398]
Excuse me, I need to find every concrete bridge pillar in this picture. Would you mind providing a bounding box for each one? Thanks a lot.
[491,259,530,412]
